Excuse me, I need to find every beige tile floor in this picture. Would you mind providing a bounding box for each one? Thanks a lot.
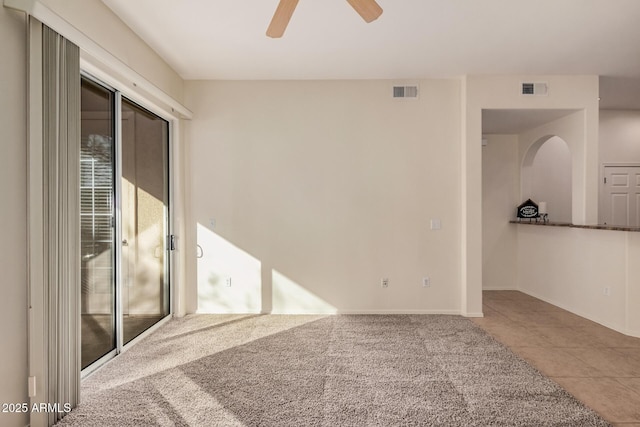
[473,290,640,427]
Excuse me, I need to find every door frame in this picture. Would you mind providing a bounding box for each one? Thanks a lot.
[80,73,174,377]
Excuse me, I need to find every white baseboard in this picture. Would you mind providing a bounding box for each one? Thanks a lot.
[195,309,262,315]
[337,309,461,315]
[626,328,640,338]
[269,309,462,315]
[193,308,485,317]
[462,312,485,318]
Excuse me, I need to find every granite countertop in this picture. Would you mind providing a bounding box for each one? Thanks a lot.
[509,220,640,232]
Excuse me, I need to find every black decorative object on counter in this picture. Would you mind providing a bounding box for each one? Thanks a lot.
[517,199,539,222]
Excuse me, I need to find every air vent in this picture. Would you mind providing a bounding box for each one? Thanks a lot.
[393,85,419,99]
[521,82,548,96]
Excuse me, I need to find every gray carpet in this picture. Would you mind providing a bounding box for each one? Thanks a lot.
[57,314,611,426]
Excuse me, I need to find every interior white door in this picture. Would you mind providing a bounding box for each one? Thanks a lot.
[602,165,640,226]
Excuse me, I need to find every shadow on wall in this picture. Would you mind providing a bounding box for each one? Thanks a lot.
[521,135,572,223]
[196,223,336,314]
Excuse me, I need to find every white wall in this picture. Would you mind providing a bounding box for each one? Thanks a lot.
[600,110,640,164]
[464,75,600,317]
[482,135,519,290]
[0,7,28,427]
[466,76,599,224]
[518,111,586,224]
[526,136,572,222]
[512,109,640,337]
[188,76,600,316]
[518,226,640,337]
[186,79,463,314]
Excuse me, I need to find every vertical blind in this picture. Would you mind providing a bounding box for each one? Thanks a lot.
[40,24,81,426]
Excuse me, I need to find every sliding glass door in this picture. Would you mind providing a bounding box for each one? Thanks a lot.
[120,98,170,345]
[80,76,170,371]
[80,78,116,369]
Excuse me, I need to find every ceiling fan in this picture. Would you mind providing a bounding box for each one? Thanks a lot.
[266,0,383,38]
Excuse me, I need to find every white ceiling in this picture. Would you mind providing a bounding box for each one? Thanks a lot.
[102,0,640,82]
[101,0,640,129]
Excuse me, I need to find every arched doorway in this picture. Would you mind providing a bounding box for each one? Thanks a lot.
[521,135,572,223]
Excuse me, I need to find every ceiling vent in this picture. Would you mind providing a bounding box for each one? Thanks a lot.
[521,82,548,96]
[393,85,419,99]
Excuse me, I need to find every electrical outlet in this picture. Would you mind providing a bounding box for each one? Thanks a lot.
[603,286,611,296]
[381,278,389,288]
[225,277,232,287]
[422,277,431,288]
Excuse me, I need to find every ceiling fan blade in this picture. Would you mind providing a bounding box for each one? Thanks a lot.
[346,0,383,23]
[267,0,300,38]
